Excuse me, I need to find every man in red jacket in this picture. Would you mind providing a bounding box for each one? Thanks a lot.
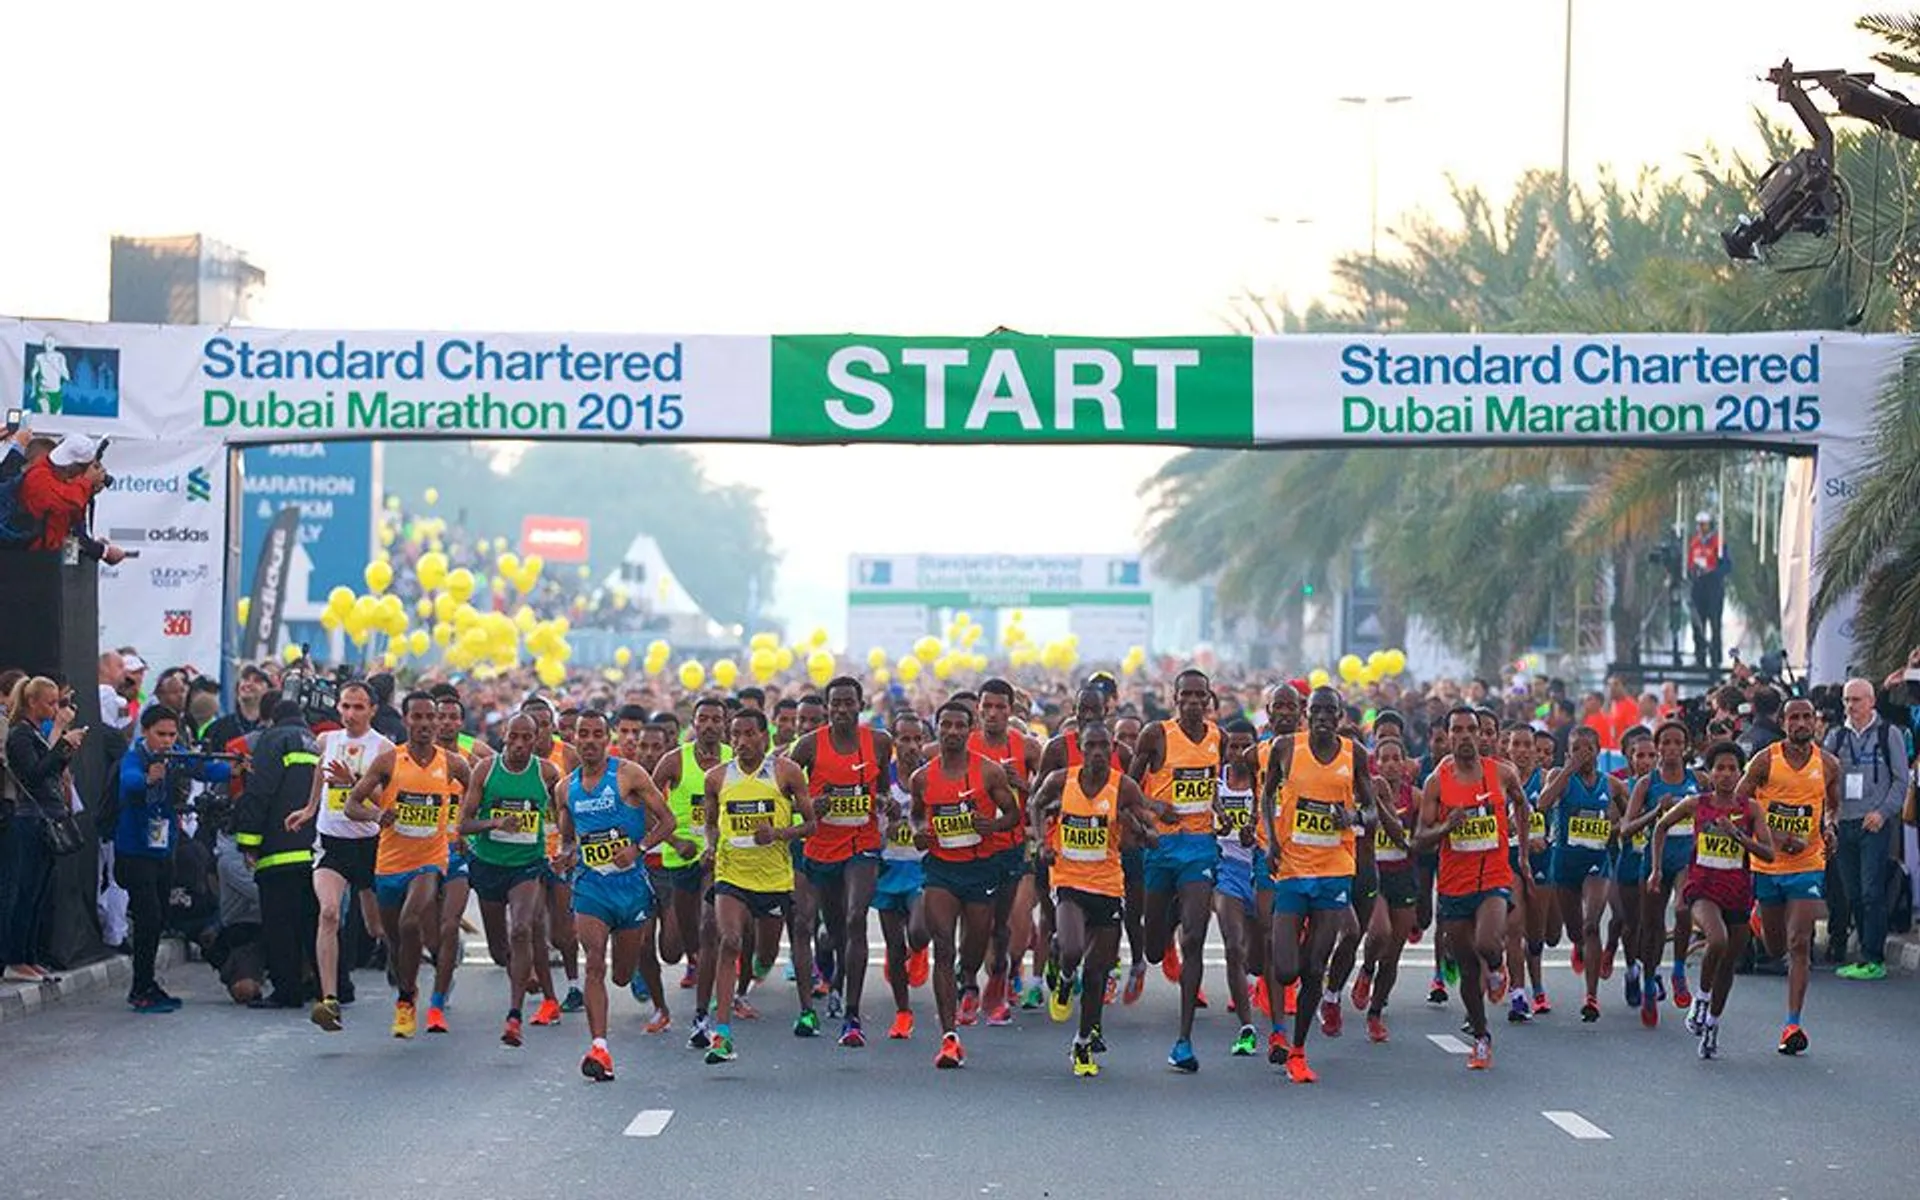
[18,434,126,562]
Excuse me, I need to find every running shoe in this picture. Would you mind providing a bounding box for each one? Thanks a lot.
[1351,968,1373,1012]
[1698,1023,1719,1060]
[1407,924,1423,944]
[1250,975,1272,1020]
[1570,944,1584,976]
[425,1005,449,1034]
[1467,1034,1492,1070]
[1838,961,1888,981]
[887,1010,914,1040]
[392,1000,417,1039]
[501,1015,523,1047]
[560,986,585,1013]
[1167,1037,1199,1073]
[1427,983,1449,1005]
[687,1012,713,1050]
[1196,987,1209,1009]
[985,998,1015,1027]
[812,966,831,998]
[1484,966,1507,1004]
[1672,975,1693,1011]
[1640,990,1659,1029]
[907,946,930,988]
[825,989,844,1020]
[1123,960,1148,1005]
[530,997,562,1026]
[1285,1048,1318,1083]
[645,1009,672,1035]
[128,991,179,1015]
[1366,1013,1389,1043]
[1685,998,1708,1037]
[838,1017,866,1048]
[935,1031,966,1068]
[1580,996,1600,1023]
[1319,997,1344,1038]
[1532,992,1553,1016]
[1103,972,1119,1006]
[1021,982,1044,1010]
[1600,945,1617,979]
[679,963,697,989]
[1268,1031,1288,1064]
[794,1008,821,1037]
[1043,955,1062,996]
[957,988,981,1026]
[1441,957,1461,987]
[1162,942,1182,983]
[1651,972,1667,1003]
[631,975,651,1004]
[1624,970,1642,1009]
[1231,1025,1259,1056]
[1777,1023,1808,1055]
[1088,1024,1108,1054]
[1048,977,1073,1023]
[1072,1040,1099,1077]
[1507,993,1532,1024]
[309,998,343,1032]
[705,1032,737,1064]
[581,1045,614,1082]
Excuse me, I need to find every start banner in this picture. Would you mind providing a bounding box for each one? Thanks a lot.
[0,320,1902,448]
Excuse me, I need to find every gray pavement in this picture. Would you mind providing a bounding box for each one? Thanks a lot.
[3,940,1914,1200]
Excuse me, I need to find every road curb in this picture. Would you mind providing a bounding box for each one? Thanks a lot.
[0,941,183,1025]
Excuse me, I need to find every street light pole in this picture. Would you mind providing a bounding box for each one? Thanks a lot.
[1560,0,1574,203]
[1338,94,1412,319]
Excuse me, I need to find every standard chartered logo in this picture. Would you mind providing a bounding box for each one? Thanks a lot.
[186,467,212,502]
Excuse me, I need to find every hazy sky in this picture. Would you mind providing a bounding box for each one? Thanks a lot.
[1,2,1880,638]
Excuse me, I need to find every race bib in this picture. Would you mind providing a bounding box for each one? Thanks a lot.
[820,786,871,828]
[1448,805,1498,853]
[394,793,443,839]
[1527,810,1547,840]
[1695,829,1745,871]
[931,801,981,850]
[1374,823,1407,863]
[489,799,540,845]
[1291,798,1343,848]
[723,797,778,849]
[1170,767,1216,816]
[1059,813,1110,862]
[1217,793,1253,836]
[1667,817,1695,840]
[1567,813,1611,851]
[1765,802,1815,839]
[888,818,916,849]
[580,827,634,874]
[324,785,350,813]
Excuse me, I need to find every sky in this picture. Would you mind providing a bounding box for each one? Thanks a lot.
[1,2,1883,640]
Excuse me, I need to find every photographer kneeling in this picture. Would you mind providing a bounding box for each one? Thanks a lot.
[115,705,231,1012]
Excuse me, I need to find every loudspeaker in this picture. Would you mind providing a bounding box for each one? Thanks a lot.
[0,553,110,968]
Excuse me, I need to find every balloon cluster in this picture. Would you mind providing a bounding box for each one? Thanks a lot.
[1327,648,1408,688]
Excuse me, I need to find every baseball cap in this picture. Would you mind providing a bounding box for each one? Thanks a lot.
[121,653,147,673]
[1695,511,1713,524]
[48,434,98,469]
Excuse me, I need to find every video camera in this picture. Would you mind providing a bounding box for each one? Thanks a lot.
[279,645,349,726]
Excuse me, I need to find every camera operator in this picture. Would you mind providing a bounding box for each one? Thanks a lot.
[13,433,126,563]
[1686,512,1728,669]
[232,699,321,1008]
[114,705,232,1012]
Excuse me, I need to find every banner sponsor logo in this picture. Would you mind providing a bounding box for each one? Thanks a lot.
[108,525,212,545]
[107,466,213,502]
[520,515,590,563]
[21,337,120,419]
[162,610,194,638]
[148,564,212,590]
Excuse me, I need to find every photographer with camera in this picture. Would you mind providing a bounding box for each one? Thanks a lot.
[113,705,233,1012]
[8,433,127,563]
[1687,512,1729,670]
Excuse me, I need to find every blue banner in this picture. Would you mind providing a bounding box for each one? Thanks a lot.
[239,442,374,636]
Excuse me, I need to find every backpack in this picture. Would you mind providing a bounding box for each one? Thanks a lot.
[0,450,48,547]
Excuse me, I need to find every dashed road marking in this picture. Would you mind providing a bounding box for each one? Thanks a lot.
[624,1109,674,1137]
[1542,1111,1611,1140]
[1425,1033,1472,1054]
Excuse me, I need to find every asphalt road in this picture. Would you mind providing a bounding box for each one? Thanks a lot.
[3,937,1913,1200]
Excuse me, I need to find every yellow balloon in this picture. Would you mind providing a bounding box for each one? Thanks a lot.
[1367,650,1386,674]
[363,560,394,595]
[807,627,828,650]
[281,643,302,665]
[647,639,671,660]
[348,627,371,648]
[1309,667,1332,689]
[774,646,795,673]
[416,552,449,592]
[236,596,252,627]
[897,656,922,683]
[874,668,892,686]
[614,646,632,668]
[750,632,778,652]
[536,657,566,688]
[423,487,439,506]
[412,597,431,619]
[806,650,834,688]
[326,586,356,617]
[445,567,475,603]
[960,625,981,647]
[1382,648,1407,677]
[867,647,888,670]
[453,603,479,628]
[320,609,343,633]
[1338,654,1364,683]
[516,556,544,593]
[750,647,779,684]
[381,650,401,668]
[496,552,521,580]
[713,658,740,689]
[678,660,706,691]
[379,525,396,548]
[407,630,430,657]
[913,636,941,663]
[432,622,453,647]
[932,656,954,681]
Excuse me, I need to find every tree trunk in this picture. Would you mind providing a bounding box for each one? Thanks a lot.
[1609,547,1643,675]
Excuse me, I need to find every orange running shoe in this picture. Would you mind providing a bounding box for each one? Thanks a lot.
[1251,975,1271,1020]
[888,1010,914,1040]
[581,1044,614,1082]
[425,1005,449,1034]
[907,946,930,988]
[733,996,760,1021]
[644,1009,672,1035]
[935,1032,965,1068]
[530,997,562,1027]
[1123,961,1147,1005]
[1162,942,1182,983]
[957,988,980,1027]
[1366,1013,1389,1043]
[1285,1049,1318,1084]
[1777,1023,1808,1055]
[1267,1031,1288,1064]
[1350,968,1372,1012]
[500,1015,523,1047]
[1467,1034,1492,1070]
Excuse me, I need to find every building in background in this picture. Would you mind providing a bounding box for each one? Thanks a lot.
[108,234,265,326]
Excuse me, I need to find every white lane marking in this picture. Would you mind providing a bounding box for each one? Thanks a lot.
[1426,1034,1472,1054]
[624,1109,674,1138]
[1542,1111,1611,1140]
